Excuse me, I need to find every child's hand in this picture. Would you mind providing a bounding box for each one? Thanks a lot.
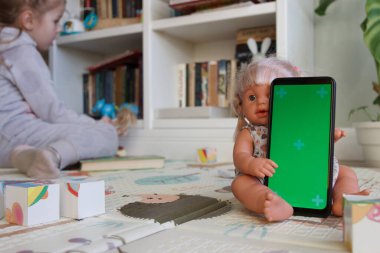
[100,116,112,124]
[248,158,278,178]
[334,128,346,143]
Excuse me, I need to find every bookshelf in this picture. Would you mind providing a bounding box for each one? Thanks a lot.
[50,0,314,161]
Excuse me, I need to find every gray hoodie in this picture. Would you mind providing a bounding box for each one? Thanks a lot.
[0,27,118,168]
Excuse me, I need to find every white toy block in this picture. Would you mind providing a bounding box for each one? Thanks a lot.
[60,180,105,219]
[343,194,380,253]
[5,182,60,226]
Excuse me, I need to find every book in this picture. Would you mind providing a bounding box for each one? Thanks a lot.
[87,50,142,73]
[177,63,187,107]
[169,0,246,13]
[79,155,165,171]
[207,61,218,106]
[186,62,196,107]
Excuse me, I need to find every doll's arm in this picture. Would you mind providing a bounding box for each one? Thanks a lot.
[334,128,346,143]
[233,130,278,178]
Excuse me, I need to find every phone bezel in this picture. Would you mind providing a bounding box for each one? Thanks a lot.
[264,76,336,217]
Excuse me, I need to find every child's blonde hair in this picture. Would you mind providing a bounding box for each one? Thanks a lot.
[232,57,300,140]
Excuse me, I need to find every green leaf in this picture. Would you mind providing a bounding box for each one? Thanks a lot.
[373,95,380,105]
[363,0,380,85]
[315,0,337,16]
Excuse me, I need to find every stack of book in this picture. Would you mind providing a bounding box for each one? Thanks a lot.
[82,0,142,29]
[82,50,143,118]
[176,59,236,109]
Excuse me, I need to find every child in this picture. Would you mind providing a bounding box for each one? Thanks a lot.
[0,0,119,179]
[231,57,369,222]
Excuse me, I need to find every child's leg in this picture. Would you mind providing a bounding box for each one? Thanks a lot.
[11,145,60,179]
[231,174,293,222]
[332,165,370,216]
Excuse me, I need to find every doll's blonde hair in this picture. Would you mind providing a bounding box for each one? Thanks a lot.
[232,57,300,140]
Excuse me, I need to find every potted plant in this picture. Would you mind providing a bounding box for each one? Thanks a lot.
[316,0,380,167]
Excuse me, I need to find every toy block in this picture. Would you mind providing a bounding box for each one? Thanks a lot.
[5,182,60,226]
[197,147,217,164]
[60,180,105,219]
[343,194,380,253]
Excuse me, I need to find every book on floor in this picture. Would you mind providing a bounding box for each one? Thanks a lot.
[79,155,165,171]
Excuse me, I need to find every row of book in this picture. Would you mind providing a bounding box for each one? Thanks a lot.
[82,0,142,20]
[176,59,237,109]
[83,51,143,119]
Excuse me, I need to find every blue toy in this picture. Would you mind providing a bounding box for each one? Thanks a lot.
[92,99,117,119]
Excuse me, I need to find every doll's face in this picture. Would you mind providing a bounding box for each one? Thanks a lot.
[241,84,270,126]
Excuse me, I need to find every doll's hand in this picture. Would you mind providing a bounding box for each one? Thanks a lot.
[248,158,278,178]
[334,128,346,143]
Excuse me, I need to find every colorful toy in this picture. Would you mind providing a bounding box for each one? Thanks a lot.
[5,182,59,226]
[83,10,98,30]
[60,180,105,219]
[61,18,85,36]
[197,147,217,164]
[92,99,138,135]
[92,99,117,119]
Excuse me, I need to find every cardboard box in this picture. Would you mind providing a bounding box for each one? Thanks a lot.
[60,180,105,219]
[343,194,380,253]
[5,182,60,226]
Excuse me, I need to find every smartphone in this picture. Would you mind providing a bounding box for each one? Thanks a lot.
[264,77,336,217]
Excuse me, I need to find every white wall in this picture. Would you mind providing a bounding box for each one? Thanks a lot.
[314,0,377,127]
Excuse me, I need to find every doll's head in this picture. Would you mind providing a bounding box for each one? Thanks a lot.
[232,57,300,139]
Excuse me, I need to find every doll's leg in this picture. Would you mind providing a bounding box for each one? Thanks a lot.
[332,165,370,216]
[231,174,293,222]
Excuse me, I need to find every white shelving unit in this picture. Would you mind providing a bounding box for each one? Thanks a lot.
[50,0,314,162]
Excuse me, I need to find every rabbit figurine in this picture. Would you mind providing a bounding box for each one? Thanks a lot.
[246,37,272,61]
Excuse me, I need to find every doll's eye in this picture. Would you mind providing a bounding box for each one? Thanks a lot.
[249,95,256,101]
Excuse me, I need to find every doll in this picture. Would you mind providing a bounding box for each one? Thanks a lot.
[231,57,369,222]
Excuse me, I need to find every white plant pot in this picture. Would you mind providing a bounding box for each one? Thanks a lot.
[353,121,380,168]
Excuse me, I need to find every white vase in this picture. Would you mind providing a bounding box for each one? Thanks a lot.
[353,121,380,167]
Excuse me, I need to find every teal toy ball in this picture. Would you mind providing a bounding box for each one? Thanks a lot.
[84,12,98,30]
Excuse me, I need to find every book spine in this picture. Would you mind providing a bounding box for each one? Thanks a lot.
[207,61,218,106]
[217,60,228,107]
[82,73,89,114]
[194,62,203,106]
[200,62,208,106]
[177,63,187,107]
[187,62,196,107]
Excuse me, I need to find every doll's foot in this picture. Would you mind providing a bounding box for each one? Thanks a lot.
[264,192,293,222]
[11,145,60,179]
[332,189,371,216]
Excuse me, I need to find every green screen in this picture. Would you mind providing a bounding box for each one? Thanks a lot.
[268,84,332,210]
